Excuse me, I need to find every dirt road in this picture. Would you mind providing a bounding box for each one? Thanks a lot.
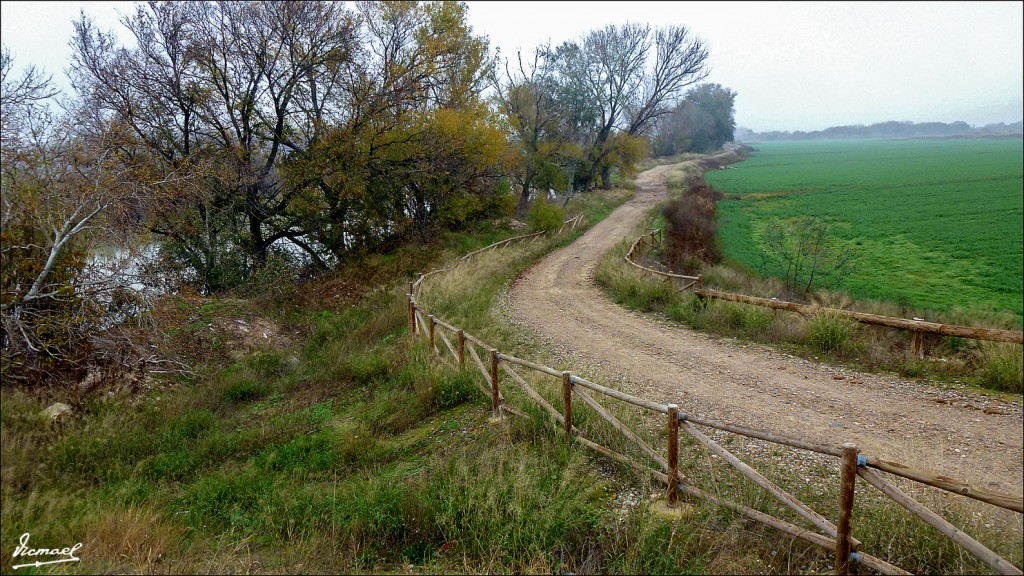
[508,156,1023,495]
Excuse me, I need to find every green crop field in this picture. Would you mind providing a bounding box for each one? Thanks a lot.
[706,138,1024,321]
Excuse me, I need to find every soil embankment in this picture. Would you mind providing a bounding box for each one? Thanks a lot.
[508,150,1023,494]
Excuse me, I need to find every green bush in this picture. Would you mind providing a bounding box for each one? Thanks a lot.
[334,421,389,468]
[170,409,217,441]
[142,449,200,481]
[741,306,774,336]
[665,301,688,323]
[334,475,427,558]
[420,443,606,567]
[807,313,855,355]
[485,178,519,219]
[897,358,926,379]
[360,388,422,436]
[526,199,565,232]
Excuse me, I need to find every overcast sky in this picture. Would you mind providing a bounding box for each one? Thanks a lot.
[1,1,1021,132]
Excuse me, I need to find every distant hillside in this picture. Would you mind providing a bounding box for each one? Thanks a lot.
[735,120,1023,142]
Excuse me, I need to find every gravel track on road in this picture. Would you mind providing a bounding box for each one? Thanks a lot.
[508,157,1023,496]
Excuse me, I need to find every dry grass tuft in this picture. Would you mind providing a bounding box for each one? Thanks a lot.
[82,506,184,569]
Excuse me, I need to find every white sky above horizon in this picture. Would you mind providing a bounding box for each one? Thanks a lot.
[1,1,1021,133]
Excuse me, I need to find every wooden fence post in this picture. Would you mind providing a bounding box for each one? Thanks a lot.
[667,404,680,506]
[562,372,573,443]
[408,297,417,337]
[911,331,925,359]
[490,349,501,419]
[428,315,436,357]
[836,442,859,575]
[457,329,466,368]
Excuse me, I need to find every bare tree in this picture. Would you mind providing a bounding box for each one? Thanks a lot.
[761,215,859,299]
[0,46,59,150]
[626,26,711,136]
[553,23,709,190]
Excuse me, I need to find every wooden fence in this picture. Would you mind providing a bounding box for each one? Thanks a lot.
[625,229,1024,357]
[409,225,1023,576]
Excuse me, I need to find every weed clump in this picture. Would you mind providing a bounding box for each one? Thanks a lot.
[976,342,1023,393]
[807,313,856,355]
[220,372,271,403]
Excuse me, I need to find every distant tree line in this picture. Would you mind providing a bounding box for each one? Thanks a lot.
[736,119,1023,142]
[1,1,716,384]
[649,83,737,156]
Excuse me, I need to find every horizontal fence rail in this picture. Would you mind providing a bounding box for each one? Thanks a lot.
[624,229,1024,355]
[407,218,1023,575]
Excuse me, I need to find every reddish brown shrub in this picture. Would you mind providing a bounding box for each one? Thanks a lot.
[662,183,724,273]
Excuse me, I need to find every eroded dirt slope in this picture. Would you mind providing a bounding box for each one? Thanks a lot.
[508,154,1023,494]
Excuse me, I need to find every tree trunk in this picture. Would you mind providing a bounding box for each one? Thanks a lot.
[516,188,531,218]
[411,183,429,239]
[516,166,537,218]
[248,208,267,267]
[600,165,612,189]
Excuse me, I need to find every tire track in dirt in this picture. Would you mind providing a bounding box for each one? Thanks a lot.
[508,153,1023,495]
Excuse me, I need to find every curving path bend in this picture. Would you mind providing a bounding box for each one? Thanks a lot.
[508,155,1023,496]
